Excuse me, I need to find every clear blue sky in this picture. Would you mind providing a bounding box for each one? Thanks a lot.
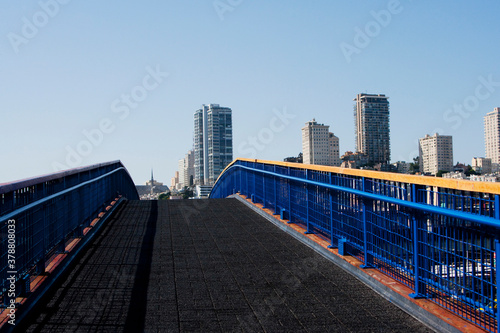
[1,1,499,184]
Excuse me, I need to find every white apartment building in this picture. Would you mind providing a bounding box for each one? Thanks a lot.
[391,161,410,174]
[419,133,453,175]
[178,158,186,189]
[469,174,498,182]
[484,107,500,166]
[184,150,195,187]
[302,119,340,166]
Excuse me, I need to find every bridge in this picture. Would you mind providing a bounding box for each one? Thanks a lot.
[1,159,500,332]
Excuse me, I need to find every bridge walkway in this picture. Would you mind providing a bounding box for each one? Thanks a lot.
[19,199,432,332]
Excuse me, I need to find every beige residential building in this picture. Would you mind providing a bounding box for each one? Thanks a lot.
[484,107,500,166]
[471,157,492,174]
[419,133,453,175]
[302,119,340,166]
[170,171,180,190]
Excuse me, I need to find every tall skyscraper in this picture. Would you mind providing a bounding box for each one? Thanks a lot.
[178,150,195,188]
[354,93,390,165]
[419,133,453,175]
[178,158,186,188]
[301,119,340,166]
[484,107,500,166]
[184,150,195,187]
[194,104,233,185]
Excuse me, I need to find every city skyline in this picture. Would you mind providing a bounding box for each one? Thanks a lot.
[1,2,500,185]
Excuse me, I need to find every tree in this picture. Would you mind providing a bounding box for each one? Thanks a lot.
[436,170,447,177]
[158,193,170,200]
[182,187,194,199]
[409,156,419,174]
[465,165,477,176]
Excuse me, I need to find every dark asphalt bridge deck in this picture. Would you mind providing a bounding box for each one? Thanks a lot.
[20,199,433,332]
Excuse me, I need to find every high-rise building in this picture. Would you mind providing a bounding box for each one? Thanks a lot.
[178,158,186,189]
[194,107,205,185]
[354,93,390,165]
[484,107,500,167]
[419,133,453,175]
[184,150,195,187]
[170,171,180,190]
[194,104,233,185]
[328,133,340,166]
[301,119,340,166]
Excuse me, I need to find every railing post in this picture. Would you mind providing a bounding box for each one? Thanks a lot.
[328,173,336,249]
[495,239,500,333]
[304,169,313,234]
[245,167,248,198]
[361,177,374,268]
[19,273,31,297]
[254,169,257,203]
[57,239,67,253]
[495,194,500,220]
[274,165,278,215]
[262,174,266,209]
[232,170,236,195]
[495,195,500,333]
[410,215,426,298]
[287,168,292,223]
[36,259,45,275]
[410,184,427,298]
[237,166,240,195]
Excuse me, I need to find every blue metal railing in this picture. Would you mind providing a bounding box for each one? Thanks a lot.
[210,159,500,332]
[0,161,138,303]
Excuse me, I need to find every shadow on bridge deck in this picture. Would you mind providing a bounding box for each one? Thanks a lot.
[17,199,433,332]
